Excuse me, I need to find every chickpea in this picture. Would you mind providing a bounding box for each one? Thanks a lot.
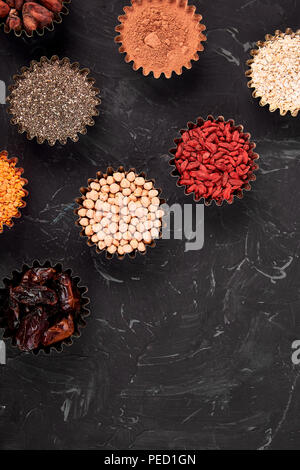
[113,172,124,182]
[138,242,146,252]
[120,206,129,216]
[137,222,145,233]
[122,188,131,196]
[83,199,94,209]
[112,214,120,223]
[94,211,102,223]
[122,215,131,224]
[97,231,105,241]
[78,208,87,217]
[99,178,107,186]
[134,187,142,197]
[98,241,106,250]
[134,231,143,242]
[79,217,89,227]
[99,193,108,202]
[127,171,136,182]
[101,217,110,228]
[91,234,98,243]
[151,228,159,239]
[118,246,125,255]
[109,222,118,234]
[135,177,145,186]
[102,185,110,193]
[120,178,130,189]
[86,209,95,219]
[141,196,150,207]
[104,236,113,247]
[85,225,94,237]
[107,245,117,255]
[89,190,99,201]
[130,239,138,249]
[107,176,114,185]
[123,244,133,254]
[149,189,158,198]
[90,182,100,191]
[151,197,160,206]
[110,183,120,194]
[143,231,152,244]
[144,181,153,190]
[119,223,128,233]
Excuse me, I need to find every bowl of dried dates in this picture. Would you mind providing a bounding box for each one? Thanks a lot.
[0,261,90,354]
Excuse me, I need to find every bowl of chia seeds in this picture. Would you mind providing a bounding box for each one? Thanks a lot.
[7,55,101,146]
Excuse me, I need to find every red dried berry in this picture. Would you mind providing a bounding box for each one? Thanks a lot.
[173,117,258,205]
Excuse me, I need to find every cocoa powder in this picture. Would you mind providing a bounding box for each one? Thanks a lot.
[118,0,206,78]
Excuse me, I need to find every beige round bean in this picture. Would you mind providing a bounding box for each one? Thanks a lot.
[137,222,145,233]
[98,241,106,250]
[119,223,128,233]
[90,182,100,191]
[97,231,105,241]
[99,193,108,202]
[107,245,117,255]
[127,171,135,182]
[104,236,113,247]
[99,178,107,186]
[134,231,143,241]
[107,176,114,185]
[83,199,94,209]
[122,188,131,196]
[110,183,119,194]
[138,242,146,252]
[113,172,123,182]
[85,225,94,236]
[109,222,118,234]
[130,239,138,249]
[78,208,87,217]
[144,181,153,190]
[120,178,130,189]
[79,217,89,227]
[86,209,95,219]
[148,189,158,198]
[151,228,159,239]
[134,187,142,197]
[141,196,150,207]
[92,223,101,233]
[123,244,133,254]
[118,246,125,255]
[143,231,152,244]
[135,177,145,186]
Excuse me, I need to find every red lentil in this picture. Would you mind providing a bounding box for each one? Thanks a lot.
[0,151,27,232]
[174,117,258,205]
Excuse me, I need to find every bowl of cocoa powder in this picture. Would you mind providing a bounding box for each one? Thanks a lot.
[115,0,206,79]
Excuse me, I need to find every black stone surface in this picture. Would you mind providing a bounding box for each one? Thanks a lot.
[0,0,300,451]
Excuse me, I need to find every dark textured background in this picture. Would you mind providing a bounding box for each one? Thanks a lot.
[0,0,300,451]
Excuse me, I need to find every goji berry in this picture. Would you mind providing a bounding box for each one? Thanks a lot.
[174,117,258,204]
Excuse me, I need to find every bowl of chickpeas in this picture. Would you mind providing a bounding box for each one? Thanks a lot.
[75,166,165,259]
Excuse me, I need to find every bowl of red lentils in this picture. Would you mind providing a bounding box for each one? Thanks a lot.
[0,150,28,233]
[169,115,259,206]
[75,167,165,259]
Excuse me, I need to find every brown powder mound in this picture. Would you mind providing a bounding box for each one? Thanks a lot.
[116,0,206,78]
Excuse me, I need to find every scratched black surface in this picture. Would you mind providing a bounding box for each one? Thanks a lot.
[0,0,300,451]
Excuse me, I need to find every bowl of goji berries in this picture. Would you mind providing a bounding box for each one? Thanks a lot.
[169,115,259,206]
